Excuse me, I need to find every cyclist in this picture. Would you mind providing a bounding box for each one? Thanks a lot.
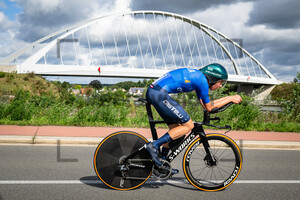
[145,63,242,171]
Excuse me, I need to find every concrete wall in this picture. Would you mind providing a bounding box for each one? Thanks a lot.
[0,65,17,73]
[254,85,276,101]
[237,84,254,95]
[237,84,276,100]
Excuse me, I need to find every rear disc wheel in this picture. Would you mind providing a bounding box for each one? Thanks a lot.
[94,131,152,190]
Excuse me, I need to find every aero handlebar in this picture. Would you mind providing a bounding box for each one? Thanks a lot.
[210,102,234,114]
[202,102,234,132]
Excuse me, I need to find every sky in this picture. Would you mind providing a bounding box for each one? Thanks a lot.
[0,0,299,84]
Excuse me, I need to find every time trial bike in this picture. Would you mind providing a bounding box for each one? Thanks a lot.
[94,98,242,191]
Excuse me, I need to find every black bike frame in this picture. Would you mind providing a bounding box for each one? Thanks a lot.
[124,99,231,165]
[142,99,214,163]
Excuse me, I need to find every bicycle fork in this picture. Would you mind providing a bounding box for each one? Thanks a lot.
[199,132,217,166]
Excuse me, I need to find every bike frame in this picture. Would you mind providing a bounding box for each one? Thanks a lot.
[125,99,216,165]
[124,99,233,165]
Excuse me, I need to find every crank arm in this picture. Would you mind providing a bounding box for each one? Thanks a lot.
[127,159,152,162]
[128,163,147,168]
[127,159,152,168]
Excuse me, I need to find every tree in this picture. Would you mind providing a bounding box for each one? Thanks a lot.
[112,81,138,91]
[75,85,82,90]
[293,72,300,83]
[61,81,71,89]
[89,80,102,90]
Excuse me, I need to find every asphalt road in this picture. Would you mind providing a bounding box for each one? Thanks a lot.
[0,145,299,200]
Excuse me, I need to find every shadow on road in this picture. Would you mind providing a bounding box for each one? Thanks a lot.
[80,176,200,191]
[79,176,107,189]
[143,177,200,191]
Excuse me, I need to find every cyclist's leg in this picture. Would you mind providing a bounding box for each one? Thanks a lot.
[168,119,194,139]
[146,87,190,125]
[146,87,193,138]
[161,123,188,175]
[146,87,192,166]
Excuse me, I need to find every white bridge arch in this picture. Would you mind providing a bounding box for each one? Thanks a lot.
[1,10,278,85]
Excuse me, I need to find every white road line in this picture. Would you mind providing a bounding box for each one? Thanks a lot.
[235,180,300,184]
[0,180,300,184]
[0,180,99,184]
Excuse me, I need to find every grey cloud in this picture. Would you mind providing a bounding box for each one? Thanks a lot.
[242,35,300,80]
[247,0,300,29]
[243,36,300,55]
[269,63,299,82]
[130,0,256,14]
[258,50,300,67]
[234,38,300,81]
[15,0,116,42]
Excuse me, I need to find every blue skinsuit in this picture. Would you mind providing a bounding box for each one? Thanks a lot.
[146,68,210,124]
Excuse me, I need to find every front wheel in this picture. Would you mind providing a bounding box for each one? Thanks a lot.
[183,133,242,191]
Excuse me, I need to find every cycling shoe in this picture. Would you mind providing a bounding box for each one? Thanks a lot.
[145,143,162,166]
[171,168,179,175]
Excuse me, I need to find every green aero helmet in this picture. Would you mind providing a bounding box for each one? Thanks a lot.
[199,63,228,87]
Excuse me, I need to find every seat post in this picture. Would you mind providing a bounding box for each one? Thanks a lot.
[145,102,158,140]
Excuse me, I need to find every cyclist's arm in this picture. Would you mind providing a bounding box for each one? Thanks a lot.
[199,99,206,110]
[203,95,242,112]
[194,73,242,112]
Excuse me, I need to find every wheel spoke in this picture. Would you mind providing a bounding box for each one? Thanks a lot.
[191,166,207,177]
[216,165,225,180]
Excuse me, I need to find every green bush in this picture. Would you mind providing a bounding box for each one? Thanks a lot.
[72,105,96,125]
[46,103,71,124]
[60,92,76,105]
[71,103,129,126]
[228,96,260,130]
[128,103,152,127]
[88,89,127,106]
[0,72,6,78]
[271,81,300,122]
[0,104,7,119]
[6,90,33,121]
[74,96,87,109]
[97,103,129,126]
